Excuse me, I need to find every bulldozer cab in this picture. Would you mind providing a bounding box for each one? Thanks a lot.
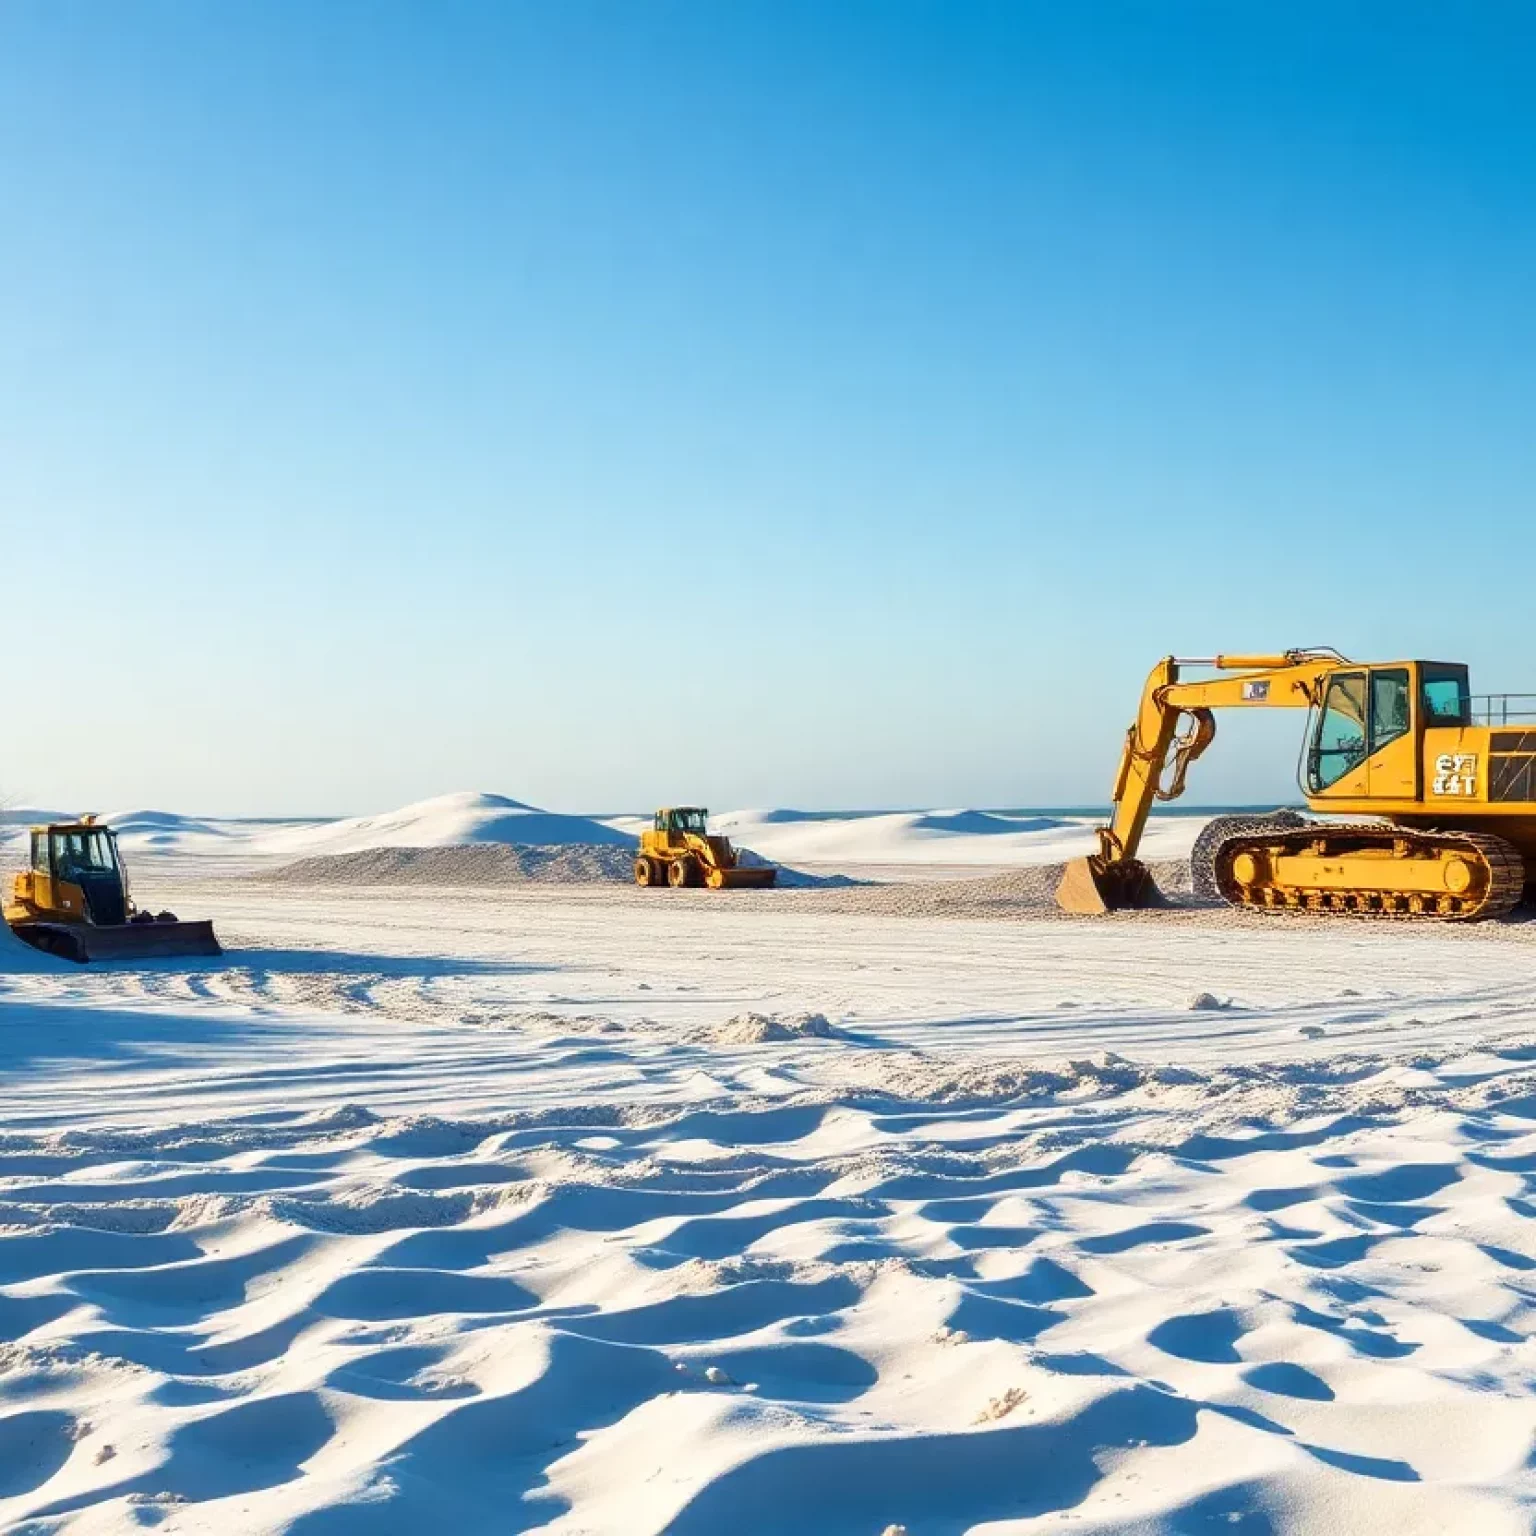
[40,825,122,879]
[33,823,131,926]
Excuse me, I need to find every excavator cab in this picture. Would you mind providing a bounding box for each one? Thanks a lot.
[1303,662,1473,803]
[6,817,222,963]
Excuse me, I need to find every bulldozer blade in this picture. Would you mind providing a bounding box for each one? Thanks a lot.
[10,920,222,965]
[1055,858,1160,915]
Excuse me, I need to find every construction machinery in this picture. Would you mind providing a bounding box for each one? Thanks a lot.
[1058,650,1536,922]
[634,808,777,889]
[5,817,222,962]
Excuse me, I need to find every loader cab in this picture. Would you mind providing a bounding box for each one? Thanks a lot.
[658,808,709,836]
[1305,662,1469,801]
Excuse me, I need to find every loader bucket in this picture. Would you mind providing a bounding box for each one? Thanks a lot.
[706,866,778,890]
[1055,858,1159,915]
[10,919,222,965]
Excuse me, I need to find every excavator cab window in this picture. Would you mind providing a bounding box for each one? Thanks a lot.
[671,810,708,835]
[1369,670,1411,753]
[31,833,50,875]
[1422,664,1471,725]
[1308,672,1369,791]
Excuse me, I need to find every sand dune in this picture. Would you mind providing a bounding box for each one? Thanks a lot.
[257,791,636,856]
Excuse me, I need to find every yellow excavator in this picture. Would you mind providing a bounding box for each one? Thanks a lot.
[5,817,222,962]
[634,808,777,889]
[1059,650,1536,922]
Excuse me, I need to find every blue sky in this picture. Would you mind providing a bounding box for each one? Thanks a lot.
[3,2,1533,815]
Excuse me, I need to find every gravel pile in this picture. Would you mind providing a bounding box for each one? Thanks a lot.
[256,844,1194,919]
[260,843,851,890]
[753,859,1194,919]
[263,844,639,886]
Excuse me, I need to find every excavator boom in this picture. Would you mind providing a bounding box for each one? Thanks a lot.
[1056,651,1338,914]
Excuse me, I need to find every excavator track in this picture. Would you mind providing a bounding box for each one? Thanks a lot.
[1189,811,1306,901]
[1207,823,1527,922]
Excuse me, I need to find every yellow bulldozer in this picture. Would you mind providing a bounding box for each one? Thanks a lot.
[5,816,222,962]
[634,808,777,889]
[1059,650,1536,922]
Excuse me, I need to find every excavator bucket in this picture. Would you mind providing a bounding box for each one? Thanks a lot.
[1056,858,1160,915]
[9,919,222,965]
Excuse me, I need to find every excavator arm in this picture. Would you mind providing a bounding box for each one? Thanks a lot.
[1057,651,1341,914]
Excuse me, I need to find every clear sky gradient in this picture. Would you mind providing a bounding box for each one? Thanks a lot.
[3,2,1533,815]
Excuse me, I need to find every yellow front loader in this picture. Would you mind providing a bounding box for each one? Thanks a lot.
[1059,650,1536,922]
[634,808,777,889]
[5,817,222,963]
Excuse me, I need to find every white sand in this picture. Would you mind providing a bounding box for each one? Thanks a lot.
[2,805,1533,1533]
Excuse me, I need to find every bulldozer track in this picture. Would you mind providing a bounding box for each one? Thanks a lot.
[1207,822,1528,923]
